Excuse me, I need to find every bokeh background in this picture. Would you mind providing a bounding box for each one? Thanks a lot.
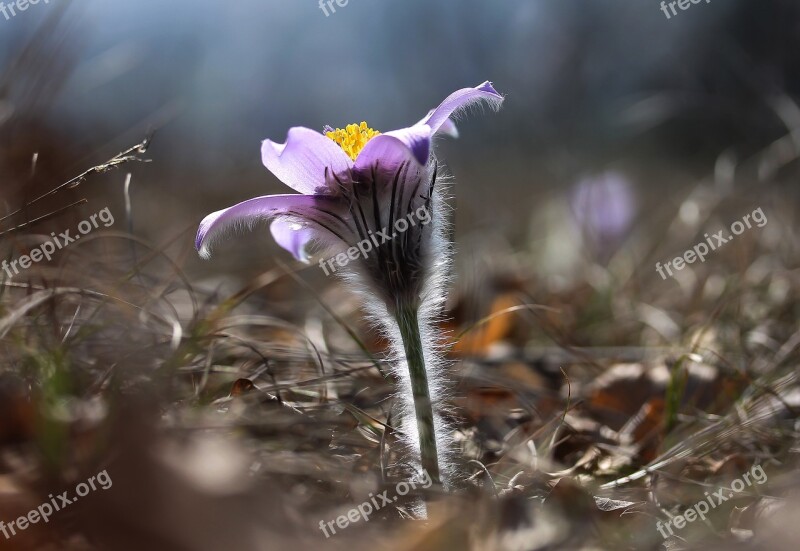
[2,0,798,278]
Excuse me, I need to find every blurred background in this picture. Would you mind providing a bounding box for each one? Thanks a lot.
[1,1,799,550]
[1,0,798,276]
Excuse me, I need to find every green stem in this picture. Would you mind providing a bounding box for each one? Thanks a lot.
[396,305,440,484]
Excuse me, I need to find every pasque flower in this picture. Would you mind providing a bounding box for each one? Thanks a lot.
[196,82,503,488]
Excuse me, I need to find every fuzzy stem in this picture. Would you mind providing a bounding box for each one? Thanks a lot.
[396,305,440,484]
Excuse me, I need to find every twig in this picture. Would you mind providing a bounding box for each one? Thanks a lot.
[0,134,152,227]
[0,198,87,236]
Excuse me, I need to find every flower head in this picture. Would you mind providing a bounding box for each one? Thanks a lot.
[196,81,503,309]
[570,171,636,260]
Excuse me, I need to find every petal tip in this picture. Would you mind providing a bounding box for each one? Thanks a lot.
[420,81,505,135]
[477,81,502,98]
[195,213,218,258]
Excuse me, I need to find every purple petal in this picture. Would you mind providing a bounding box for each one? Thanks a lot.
[196,194,325,258]
[419,81,504,134]
[261,127,352,195]
[354,125,432,171]
[416,109,459,138]
[270,218,318,262]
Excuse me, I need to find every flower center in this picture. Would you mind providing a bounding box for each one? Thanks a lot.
[325,121,380,161]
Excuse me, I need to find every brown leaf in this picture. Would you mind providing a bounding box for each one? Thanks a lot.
[230,378,255,397]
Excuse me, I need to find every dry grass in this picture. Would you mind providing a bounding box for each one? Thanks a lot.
[0,127,798,551]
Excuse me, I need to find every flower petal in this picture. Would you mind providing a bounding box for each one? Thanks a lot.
[419,81,504,134]
[196,194,328,259]
[269,218,318,262]
[416,109,459,138]
[261,127,352,195]
[354,125,432,171]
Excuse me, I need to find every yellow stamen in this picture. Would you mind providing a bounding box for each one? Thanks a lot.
[325,121,380,161]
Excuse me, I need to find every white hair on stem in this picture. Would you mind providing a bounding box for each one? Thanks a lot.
[336,159,460,495]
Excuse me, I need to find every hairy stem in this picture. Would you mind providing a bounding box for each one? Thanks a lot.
[396,305,440,484]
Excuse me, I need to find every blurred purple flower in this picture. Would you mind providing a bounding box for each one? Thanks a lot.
[570,171,636,254]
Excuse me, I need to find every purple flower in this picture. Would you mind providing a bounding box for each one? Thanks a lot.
[570,171,636,258]
[196,82,503,489]
[197,82,500,258]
